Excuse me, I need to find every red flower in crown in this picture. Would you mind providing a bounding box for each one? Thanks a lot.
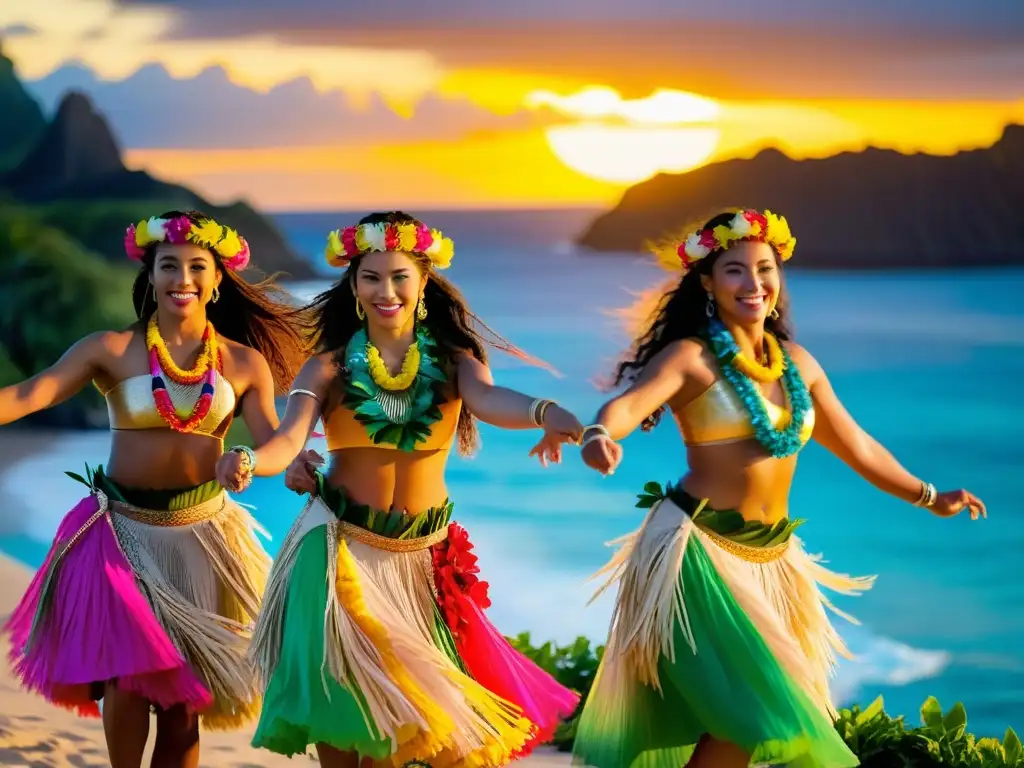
[743,209,768,232]
[384,223,400,251]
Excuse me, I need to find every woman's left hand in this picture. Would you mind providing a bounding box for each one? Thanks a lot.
[928,489,987,520]
[528,405,584,467]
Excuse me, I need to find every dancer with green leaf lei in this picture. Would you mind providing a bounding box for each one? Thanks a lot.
[571,209,988,768]
[216,211,582,767]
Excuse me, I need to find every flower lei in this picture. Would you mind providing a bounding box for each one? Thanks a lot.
[366,338,421,391]
[125,215,250,271]
[324,221,454,270]
[704,317,811,458]
[650,208,796,273]
[733,331,784,383]
[146,316,222,433]
[342,326,447,451]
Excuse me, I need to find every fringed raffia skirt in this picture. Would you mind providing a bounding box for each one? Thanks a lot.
[250,478,579,765]
[3,466,270,730]
[572,482,876,768]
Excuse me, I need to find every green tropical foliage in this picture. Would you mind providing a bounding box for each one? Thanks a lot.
[0,204,137,425]
[507,633,1022,766]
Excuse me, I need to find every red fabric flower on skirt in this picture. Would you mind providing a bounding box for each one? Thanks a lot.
[432,523,491,640]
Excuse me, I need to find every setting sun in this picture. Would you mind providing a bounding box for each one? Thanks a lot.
[526,86,722,183]
[542,124,721,183]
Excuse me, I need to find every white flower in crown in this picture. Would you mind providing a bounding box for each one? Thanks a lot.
[683,232,711,261]
[729,212,752,237]
[363,223,387,251]
[145,217,169,241]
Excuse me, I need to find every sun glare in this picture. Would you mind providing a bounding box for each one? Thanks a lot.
[526,86,722,184]
[543,124,720,184]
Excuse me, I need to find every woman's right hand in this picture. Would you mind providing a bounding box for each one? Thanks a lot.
[285,449,325,495]
[582,435,623,476]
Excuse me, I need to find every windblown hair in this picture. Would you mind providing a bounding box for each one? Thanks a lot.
[131,209,308,394]
[303,211,539,456]
[613,210,795,429]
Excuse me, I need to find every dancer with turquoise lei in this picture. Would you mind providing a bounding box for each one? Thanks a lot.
[571,208,987,768]
[216,211,582,767]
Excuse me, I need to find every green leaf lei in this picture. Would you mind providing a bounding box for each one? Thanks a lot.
[342,327,448,452]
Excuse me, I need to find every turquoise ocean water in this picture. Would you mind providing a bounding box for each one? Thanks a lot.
[1,209,1021,736]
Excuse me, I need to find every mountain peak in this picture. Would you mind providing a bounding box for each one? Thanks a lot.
[5,90,125,198]
[0,41,46,169]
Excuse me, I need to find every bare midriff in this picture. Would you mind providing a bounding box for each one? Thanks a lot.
[105,430,225,489]
[676,438,799,525]
[325,447,450,515]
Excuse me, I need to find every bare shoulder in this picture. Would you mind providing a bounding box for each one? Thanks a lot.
[656,337,708,370]
[83,328,136,362]
[783,341,825,384]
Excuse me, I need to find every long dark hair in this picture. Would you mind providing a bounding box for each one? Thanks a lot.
[304,211,522,456]
[131,209,308,393]
[614,210,795,427]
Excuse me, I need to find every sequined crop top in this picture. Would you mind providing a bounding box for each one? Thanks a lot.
[96,373,237,439]
[324,398,462,452]
[677,380,815,447]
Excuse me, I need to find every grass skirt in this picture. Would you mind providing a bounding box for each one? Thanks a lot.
[250,480,579,765]
[572,483,874,768]
[3,466,270,730]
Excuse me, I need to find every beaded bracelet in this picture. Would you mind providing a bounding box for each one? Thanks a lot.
[229,444,257,474]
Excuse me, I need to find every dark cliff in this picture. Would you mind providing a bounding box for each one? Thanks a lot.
[578,127,1024,269]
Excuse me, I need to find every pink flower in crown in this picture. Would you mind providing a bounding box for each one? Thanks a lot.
[698,229,718,250]
[222,239,251,271]
[414,223,433,253]
[341,226,359,256]
[124,225,145,261]
[164,216,192,244]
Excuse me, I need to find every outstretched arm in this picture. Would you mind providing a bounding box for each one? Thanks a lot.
[457,353,582,437]
[795,345,986,519]
[0,332,108,426]
[581,340,695,474]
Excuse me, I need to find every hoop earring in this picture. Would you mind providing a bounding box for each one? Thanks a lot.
[705,294,716,319]
[212,286,220,304]
[355,301,366,321]
[416,296,428,321]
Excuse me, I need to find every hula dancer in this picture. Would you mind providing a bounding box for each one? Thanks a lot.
[2,210,307,766]
[572,209,986,768]
[216,210,582,767]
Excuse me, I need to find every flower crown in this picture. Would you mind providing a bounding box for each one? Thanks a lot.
[124,215,251,271]
[651,209,796,273]
[324,221,454,270]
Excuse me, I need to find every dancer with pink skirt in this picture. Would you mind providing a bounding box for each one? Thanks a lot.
[1,210,307,767]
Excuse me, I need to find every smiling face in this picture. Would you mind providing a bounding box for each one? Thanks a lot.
[353,250,427,332]
[150,242,222,319]
[701,240,781,326]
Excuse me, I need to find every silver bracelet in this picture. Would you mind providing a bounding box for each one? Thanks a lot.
[580,424,610,449]
[289,388,321,403]
[914,481,937,507]
[529,398,555,427]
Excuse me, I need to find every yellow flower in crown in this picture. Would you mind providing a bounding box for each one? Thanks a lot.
[324,220,455,270]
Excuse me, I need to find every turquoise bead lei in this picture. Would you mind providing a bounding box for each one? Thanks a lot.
[703,317,812,459]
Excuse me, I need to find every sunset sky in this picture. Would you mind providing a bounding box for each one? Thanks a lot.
[3,0,1024,210]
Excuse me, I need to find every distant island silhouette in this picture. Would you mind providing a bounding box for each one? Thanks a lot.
[577,130,1024,269]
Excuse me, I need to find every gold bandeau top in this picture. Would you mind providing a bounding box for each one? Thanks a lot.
[325,398,462,453]
[96,372,236,439]
[677,379,815,448]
